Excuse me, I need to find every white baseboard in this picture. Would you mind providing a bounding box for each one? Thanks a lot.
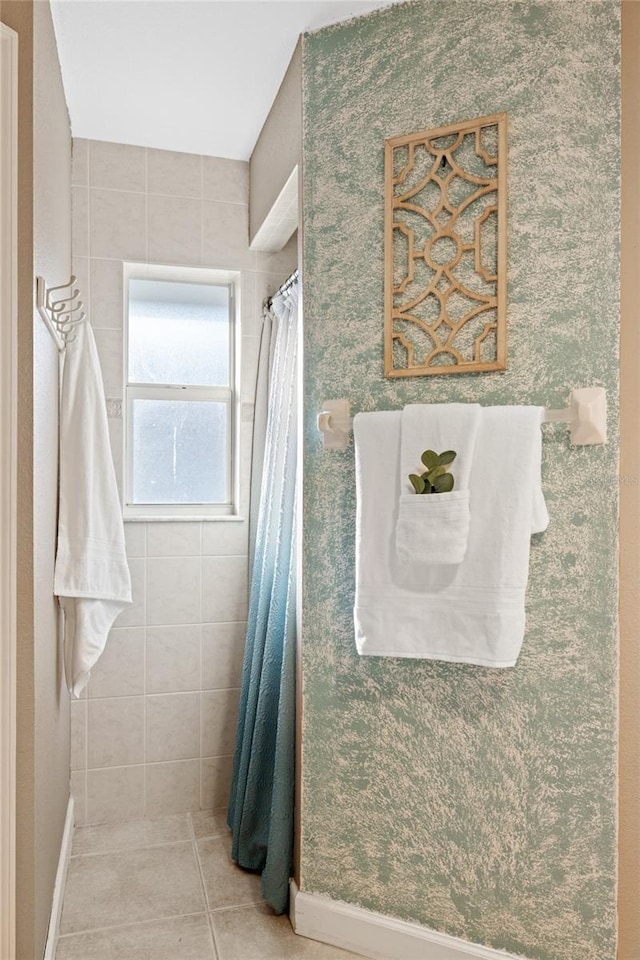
[43,797,74,960]
[290,881,527,960]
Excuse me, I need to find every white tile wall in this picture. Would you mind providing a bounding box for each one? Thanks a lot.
[146,626,201,694]
[87,697,145,768]
[89,627,145,699]
[145,759,200,817]
[71,186,89,257]
[201,689,240,758]
[201,623,246,690]
[70,138,298,825]
[146,522,202,557]
[86,766,145,823]
[148,194,202,265]
[146,693,201,763]
[201,756,235,810]
[92,328,123,396]
[89,258,123,329]
[203,156,249,205]
[147,147,202,198]
[90,188,147,261]
[147,557,202,626]
[89,141,146,192]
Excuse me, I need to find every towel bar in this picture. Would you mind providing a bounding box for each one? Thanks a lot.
[317,388,607,450]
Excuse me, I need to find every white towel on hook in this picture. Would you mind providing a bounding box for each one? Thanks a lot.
[396,403,480,565]
[354,406,549,667]
[54,322,131,697]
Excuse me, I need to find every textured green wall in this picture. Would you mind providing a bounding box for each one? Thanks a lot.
[300,2,620,959]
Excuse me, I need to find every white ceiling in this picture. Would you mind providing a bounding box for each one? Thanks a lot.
[51,0,403,160]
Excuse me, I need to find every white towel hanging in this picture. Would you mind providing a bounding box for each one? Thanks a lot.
[53,321,131,697]
[353,406,549,667]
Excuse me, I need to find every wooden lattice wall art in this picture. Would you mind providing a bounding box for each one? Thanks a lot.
[384,113,507,377]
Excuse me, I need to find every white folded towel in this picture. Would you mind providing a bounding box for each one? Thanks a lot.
[53,322,131,698]
[354,406,548,667]
[396,403,480,565]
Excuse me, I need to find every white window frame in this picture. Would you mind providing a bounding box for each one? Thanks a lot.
[123,262,240,521]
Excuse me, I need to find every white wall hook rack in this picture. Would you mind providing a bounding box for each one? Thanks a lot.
[317,387,607,450]
[36,274,86,352]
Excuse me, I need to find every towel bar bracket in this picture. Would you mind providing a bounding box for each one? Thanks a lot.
[543,387,607,444]
[317,388,607,450]
[317,400,353,450]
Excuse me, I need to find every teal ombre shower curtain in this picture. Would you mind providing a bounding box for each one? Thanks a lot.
[227,279,298,915]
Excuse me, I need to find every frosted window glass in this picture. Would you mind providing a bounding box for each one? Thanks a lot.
[129,279,229,386]
[131,399,227,504]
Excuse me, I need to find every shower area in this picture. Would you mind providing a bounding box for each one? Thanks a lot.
[74,143,299,804]
[68,140,299,829]
[55,132,306,955]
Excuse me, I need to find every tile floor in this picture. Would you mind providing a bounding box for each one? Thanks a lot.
[56,811,358,960]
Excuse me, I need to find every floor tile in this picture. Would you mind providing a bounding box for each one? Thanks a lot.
[196,837,262,910]
[190,808,230,840]
[210,902,360,959]
[56,913,215,960]
[72,814,191,855]
[60,842,205,935]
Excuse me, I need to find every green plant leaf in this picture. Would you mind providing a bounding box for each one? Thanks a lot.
[421,449,439,470]
[409,473,425,494]
[433,472,454,493]
[438,450,457,465]
[427,464,447,482]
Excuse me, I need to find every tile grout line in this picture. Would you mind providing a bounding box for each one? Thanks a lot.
[58,908,211,941]
[209,897,264,914]
[189,823,248,960]
[85,689,241,702]
[190,818,211,911]
[200,154,204,267]
[75,180,250,207]
[65,250,252,264]
[88,186,248,204]
[86,141,91,267]
[82,139,92,826]
[71,834,204,859]
[83,696,88,826]
[59,897,266,943]
[141,553,250,559]
[199,518,204,804]
[83,753,234,774]
[144,145,149,265]
[205,911,221,960]
[142,519,148,816]
[85,140,92,332]
[121,616,248,627]
[191,816,265,921]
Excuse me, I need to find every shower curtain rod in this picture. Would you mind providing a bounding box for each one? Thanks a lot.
[265,268,299,309]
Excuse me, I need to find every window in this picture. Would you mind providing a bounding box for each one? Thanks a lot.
[123,263,239,519]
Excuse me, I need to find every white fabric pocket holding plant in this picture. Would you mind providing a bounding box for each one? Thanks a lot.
[395,489,471,566]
